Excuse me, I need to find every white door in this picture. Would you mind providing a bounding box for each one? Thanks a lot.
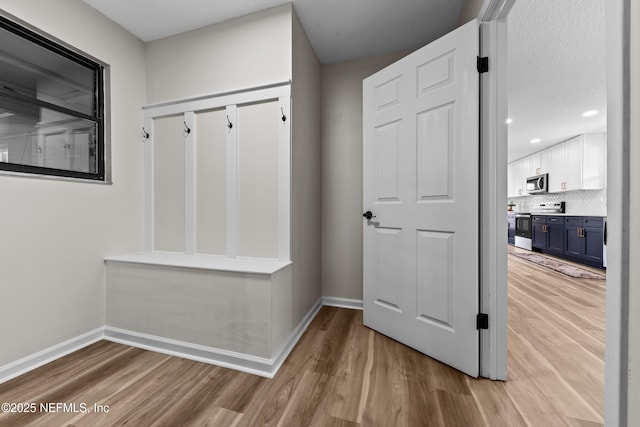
[363,19,480,377]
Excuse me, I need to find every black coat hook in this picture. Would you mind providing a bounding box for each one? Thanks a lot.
[281,107,287,123]
[227,115,233,130]
[184,121,191,136]
[142,127,150,139]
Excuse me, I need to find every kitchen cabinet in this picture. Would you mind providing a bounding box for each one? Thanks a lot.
[531,215,547,249]
[546,216,565,256]
[528,149,550,176]
[582,133,607,189]
[509,132,607,194]
[507,163,515,198]
[531,215,564,256]
[548,139,581,192]
[564,136,583,191]
[508,158,528,197]
[564,216,604,268]
[508,213,515,244]
[514,215,605,268]
[548,143,565,192]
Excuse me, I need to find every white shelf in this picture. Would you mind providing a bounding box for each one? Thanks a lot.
[105,252,291,275]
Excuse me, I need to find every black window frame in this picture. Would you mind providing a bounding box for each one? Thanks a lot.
[0,15,105,181]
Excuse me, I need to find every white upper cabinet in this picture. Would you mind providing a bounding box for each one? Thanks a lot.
[582,132,607,189]
[563,135,584,191]
[507,159,526,198]
[528,149,549,176]
[508,132,607,196]
[508,157,528,197]
[507,162,515,198]
[548,142,566,193]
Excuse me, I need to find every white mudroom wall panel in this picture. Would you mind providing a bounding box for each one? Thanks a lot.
[153,115,186,252]
[237,101,280,258]
[195,109,227,255]
[141,82,291,259]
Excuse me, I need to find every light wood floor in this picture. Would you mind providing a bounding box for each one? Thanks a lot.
[0,252,605,426]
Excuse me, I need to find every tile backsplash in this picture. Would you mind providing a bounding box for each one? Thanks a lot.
[509,189,607,216]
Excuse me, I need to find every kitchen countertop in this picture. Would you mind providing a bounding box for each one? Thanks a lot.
[509,212,606,217]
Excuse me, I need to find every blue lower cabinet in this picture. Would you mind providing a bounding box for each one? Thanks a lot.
[531,215,564,256]
[583,218,605,267]
[509,214,605,269]
[564,217,583,259]
[531,215,546,249]
[546,216,564,256]
[563,217,605,268]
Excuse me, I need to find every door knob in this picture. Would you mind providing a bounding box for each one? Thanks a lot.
[363,211,376,220]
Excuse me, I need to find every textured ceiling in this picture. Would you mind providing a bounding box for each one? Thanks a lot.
[81,0,465,65]
[507,0,606,162]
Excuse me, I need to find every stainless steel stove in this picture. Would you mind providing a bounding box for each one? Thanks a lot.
[514,213,532,250]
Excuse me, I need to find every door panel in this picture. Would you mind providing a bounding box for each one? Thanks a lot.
[417,51,455,93]
[417,105,452,199]
[374,121,402,202]
[416,230,454,328]
[374,227,403,311]
[363,19,479,377]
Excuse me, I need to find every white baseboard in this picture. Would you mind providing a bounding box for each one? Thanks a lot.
[322,296,364,310]
[103,297,324,379]
[0,328,103,385]
[0,297,348,384]
[270,297,323,374]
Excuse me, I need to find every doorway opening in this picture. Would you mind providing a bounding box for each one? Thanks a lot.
[505,0,607,422]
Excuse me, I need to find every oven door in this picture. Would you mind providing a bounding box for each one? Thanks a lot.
[515,214,532,250]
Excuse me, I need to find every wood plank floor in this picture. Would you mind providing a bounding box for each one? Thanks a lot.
[0,251,605,426]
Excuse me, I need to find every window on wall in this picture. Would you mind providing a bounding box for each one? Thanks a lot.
[0,15,105,181]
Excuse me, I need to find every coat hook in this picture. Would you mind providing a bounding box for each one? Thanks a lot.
[142,127,150,139]
[227,115,233,130]
[281,107,287,123]
[184,121,191,136]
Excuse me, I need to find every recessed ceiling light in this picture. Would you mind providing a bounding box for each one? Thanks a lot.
[530,138,541,144]
[505,118,513,124]
[583,110,598,117]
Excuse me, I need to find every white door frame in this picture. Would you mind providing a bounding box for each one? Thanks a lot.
[478,0,630,424]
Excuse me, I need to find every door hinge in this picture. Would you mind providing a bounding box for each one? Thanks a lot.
[477,56,489,73]
[476,313,489,330]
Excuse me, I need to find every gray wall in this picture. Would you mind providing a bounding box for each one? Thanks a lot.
[458,0,485,25]
[144,5,291,103]
[291,10,322,323]
[320,51,410,301]
[0,0,146,366]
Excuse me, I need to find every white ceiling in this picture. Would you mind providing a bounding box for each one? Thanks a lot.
[80,0,606,164]
[80,0,465,65]
[506,0,606,162]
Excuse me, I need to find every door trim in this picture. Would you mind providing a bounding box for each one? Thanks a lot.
[478,0,514,382]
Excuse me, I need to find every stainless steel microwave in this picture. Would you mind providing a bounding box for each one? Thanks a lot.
[526,173,548,194]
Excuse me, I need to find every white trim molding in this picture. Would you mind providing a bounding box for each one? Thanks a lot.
[322,296,364,310]
[0,328,103,385]
[0,298,362,384]
[478,0,514,381]
[103,297,323,378]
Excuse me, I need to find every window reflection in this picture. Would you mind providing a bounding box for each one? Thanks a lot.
[0,103,97,173]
